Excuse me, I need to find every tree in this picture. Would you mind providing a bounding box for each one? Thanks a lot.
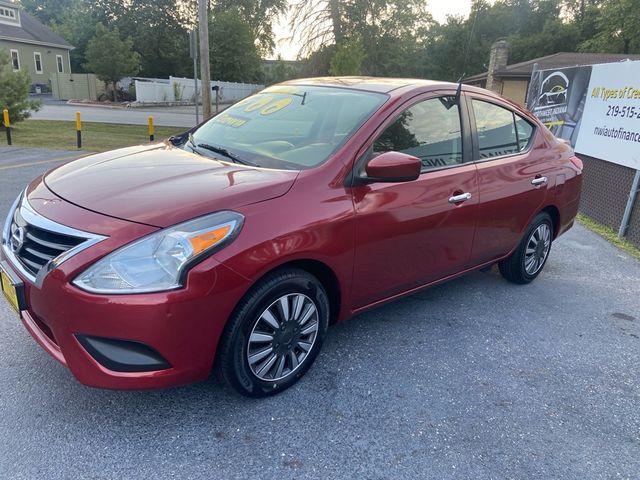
[209,9,262,83]
[300,44,336,76]
[329,36,364,75]
[19,0,80,25]
[212,0,288,55]
[50,3,101,73]
[290,0,432,59]
[509,18,579,62]
[27,0,194,78]
[578,0,640,54]
[0,51,41,126]
[415,0,583,81]
[84,24,141,100]
[265,56,300,85]
[105,0,193,78]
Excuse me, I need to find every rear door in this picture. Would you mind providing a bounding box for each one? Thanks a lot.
[467,96,552,264]
[350,93,478,308]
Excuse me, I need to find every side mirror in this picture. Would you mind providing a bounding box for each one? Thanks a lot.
[362,151,421,183]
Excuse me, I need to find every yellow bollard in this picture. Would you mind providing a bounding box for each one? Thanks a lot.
[148,116,154,142]
[75,112,82,149]
[2,109,11,145]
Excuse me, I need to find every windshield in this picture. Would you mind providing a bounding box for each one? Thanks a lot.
[190,85,387,170]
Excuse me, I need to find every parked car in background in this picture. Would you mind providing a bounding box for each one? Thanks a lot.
[1,77,582,397]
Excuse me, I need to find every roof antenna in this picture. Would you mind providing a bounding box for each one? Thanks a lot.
[455,74,465,104]
[456,7,480,104]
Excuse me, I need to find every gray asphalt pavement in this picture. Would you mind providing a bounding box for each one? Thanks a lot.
[30,95,200,128]
[1,148,639,479]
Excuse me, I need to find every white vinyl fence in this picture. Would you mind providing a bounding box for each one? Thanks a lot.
[134,77,264,104]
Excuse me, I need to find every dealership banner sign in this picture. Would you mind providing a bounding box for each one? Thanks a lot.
[526,60,640,170]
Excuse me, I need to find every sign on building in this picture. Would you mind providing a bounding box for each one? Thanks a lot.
[526,60,640,170]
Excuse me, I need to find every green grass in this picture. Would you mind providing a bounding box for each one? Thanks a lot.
[577,213,640,260]
[6,120,185,153]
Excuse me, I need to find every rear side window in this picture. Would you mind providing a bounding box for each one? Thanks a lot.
[373,96,463,171]
[514,115,534,150]
[472,100,534,159]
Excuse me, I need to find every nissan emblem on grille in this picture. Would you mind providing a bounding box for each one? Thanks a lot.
[10,224,25,253]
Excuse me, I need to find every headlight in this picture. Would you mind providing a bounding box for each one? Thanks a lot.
[73,211,244,294]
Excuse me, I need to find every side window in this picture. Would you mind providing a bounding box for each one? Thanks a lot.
[373,96,463,171]
[10,49,19,70]
[34,52,43,74]
[472,100,520,159]
[514,114,534,151]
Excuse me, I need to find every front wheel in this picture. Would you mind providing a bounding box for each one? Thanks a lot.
[499,212,553,284]
[216,268,329,397]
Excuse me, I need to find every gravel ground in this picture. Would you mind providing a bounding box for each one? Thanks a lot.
[1,148,639,479]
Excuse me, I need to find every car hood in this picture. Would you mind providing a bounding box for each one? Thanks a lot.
[44,143,299,228]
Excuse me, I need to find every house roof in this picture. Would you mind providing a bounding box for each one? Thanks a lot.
[0,1,73,50]
[464,52,640,83]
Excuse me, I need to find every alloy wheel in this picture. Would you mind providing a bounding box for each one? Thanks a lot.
[524,223,551,275]
[246,293,319,381]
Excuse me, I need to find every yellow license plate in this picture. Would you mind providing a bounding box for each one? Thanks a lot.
[1,270,20,313]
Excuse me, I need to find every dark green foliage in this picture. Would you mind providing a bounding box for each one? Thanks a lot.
[212,0,287,55]
[19,0,640,85]
[264,56,301,85]
[84,24,141,99]
[20,0,80,25]
[330,37,364,75]
[578,0,640,54]
[0,51,41,125]
[209,9,263,83]
[296,0,640,81]
[21,0,282,81]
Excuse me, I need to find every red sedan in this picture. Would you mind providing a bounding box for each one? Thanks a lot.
[1,78,582,397]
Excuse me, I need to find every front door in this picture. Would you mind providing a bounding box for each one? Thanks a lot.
[351,94,478,308]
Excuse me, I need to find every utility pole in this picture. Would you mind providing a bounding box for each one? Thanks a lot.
[189,30,199,124]
[198,0,212,119]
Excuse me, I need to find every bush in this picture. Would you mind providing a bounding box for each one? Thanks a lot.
[0,50,41,127]
[84,24,140,101]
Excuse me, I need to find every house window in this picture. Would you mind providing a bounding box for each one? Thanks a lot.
[34,52,43,74]
[0,6,19,25]
[56,55,64,73]
[0,7,16,18]
[10,49,20,70]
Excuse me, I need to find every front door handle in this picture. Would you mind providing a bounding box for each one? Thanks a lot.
[531,176,548,186]
[448,192,472,204]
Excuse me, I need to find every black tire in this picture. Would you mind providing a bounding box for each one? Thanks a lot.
[216,268,329,397]
[499,212,553,285]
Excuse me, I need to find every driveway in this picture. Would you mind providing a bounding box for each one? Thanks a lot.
[1,148,639,479]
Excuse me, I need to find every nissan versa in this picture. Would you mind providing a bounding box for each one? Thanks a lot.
[1,78,582,397]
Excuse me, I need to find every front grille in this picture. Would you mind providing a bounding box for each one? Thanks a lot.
[9,205,86,277]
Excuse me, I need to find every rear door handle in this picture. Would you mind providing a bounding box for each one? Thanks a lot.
[531,176,548,186]
[448,192,472,204]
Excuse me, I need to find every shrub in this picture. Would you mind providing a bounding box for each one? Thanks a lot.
[0,50,41,127]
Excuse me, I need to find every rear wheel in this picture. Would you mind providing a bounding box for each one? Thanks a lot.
[499,212,553,284]
[216,268,329,397]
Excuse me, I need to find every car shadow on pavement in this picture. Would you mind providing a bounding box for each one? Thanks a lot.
[19,269,503,414]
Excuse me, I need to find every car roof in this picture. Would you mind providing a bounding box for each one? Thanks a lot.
[273,77,527,116]
[280,77,456,94]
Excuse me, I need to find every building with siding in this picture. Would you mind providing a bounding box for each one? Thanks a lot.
[0,0,73,90]
[464,41,640,107]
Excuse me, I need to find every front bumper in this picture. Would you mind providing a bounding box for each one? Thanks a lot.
[2,186,250,390]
